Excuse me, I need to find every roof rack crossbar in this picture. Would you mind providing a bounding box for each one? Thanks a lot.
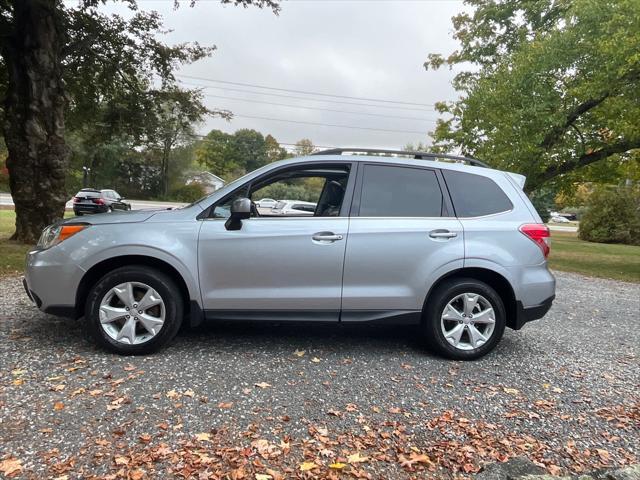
[311,148,490,169]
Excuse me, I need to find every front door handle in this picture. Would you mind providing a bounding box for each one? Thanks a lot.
[312,232,343,242]
[429,230,458,239]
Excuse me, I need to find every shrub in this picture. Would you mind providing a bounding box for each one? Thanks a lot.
[578,185,640,245]
[170,183,207,203]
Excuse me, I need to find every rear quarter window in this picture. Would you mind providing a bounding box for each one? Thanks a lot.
[443,170,513,217]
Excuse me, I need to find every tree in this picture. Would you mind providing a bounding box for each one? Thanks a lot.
[0,0,280,243]
[195,130,238,179]
[145,88,214,196]
[265,134,287,163]
[294,138,316,156]
[426,0,640,193]
[229,129,270,173]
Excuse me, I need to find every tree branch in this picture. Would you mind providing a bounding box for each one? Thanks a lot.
[539,139,640,183]
[540,93,609,149]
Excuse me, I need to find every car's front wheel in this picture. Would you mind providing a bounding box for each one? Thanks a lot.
[422,278,506,360]
[85,266,183,355]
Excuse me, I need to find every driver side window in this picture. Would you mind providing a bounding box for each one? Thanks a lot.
[211,165,350,219]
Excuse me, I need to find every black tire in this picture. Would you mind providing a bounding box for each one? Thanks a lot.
[85,265,183,355]
[422,278,506,360]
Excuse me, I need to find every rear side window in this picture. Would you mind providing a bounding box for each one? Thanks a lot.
[359,164,443,217]
[443,170,512,217]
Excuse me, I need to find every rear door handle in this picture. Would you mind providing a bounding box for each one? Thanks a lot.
[312,232,343,242]
[429,230,457,239]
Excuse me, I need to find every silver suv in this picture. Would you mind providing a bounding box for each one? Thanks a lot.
[24,149,555,360]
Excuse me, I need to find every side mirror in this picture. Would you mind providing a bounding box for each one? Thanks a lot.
[225,197,251,231]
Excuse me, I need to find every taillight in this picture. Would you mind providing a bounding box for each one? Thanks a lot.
[519,224,550,259]
[92,198,105,205]
[73,197,80,203]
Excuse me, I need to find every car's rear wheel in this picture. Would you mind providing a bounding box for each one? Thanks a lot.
[85,266,183,355]
[422,278,505,360]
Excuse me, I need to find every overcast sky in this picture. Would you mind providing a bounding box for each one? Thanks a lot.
[103,0,469,150]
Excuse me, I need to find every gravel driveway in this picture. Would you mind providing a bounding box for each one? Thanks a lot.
[0,271,638,479]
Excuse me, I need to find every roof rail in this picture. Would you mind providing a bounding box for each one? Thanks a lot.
[311,148,490,169]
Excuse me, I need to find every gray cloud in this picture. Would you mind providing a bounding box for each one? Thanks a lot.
[105,0,468,150]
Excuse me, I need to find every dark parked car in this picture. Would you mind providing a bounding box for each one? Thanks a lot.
[72,189,131,215]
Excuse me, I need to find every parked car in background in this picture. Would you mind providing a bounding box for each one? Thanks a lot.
[255,198,277,208]
[72,189,131,216]
[550,215,570,223]
[25,148,555,359]
[271,200,317,216]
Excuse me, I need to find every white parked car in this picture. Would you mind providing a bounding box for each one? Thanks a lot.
[550,215,570,223]
[271,200,317,216]
[255,198,277,208]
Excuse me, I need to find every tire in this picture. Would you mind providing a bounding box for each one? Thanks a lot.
[85,265,183,355]
[422,278,506,360]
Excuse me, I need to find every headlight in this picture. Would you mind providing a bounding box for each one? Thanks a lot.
[37,224,88,249]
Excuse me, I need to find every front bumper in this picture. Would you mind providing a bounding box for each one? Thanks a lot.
[24,247,86,318]
[513,295,555,330]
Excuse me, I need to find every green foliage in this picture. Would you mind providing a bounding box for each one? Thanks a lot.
[427,0,640,192]
[170,183,206,203]
[578,185,640,245]
[293,139,316,156]
[196,129,290,180]
[528,188,555,223]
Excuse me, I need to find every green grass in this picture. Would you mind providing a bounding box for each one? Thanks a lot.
[0,210,31,276]
[549,230,640,283]
[1,210,638,282]
[0,210,73,277]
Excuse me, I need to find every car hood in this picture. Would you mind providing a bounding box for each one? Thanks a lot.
[63,209,164,225]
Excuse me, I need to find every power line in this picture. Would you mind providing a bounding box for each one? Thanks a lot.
[202,92,439,121]
[177,74,435,107]
[221,113,428,134]
[179,80,438,112]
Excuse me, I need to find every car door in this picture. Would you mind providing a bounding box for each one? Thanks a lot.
[341,163,464,322]
[197,162,356,321]
[111,190,124,210]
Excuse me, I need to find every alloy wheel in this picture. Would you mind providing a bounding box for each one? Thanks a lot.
[440,292,496,350]
[99,282,165,345]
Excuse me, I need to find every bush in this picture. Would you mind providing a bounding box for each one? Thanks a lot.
[170,183,206,203]
[578,185,640,245]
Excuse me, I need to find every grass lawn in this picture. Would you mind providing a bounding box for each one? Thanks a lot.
[0,210,73,277]
[548,230,639,283]
[1,210,638,282]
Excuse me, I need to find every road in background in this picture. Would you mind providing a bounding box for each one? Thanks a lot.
[0,193,186,211]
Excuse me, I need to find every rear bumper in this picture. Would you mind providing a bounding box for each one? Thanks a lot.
[513,295,555,330]
[73,204,108,214]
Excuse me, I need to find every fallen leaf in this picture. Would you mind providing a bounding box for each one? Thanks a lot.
[53,401,65,411]
[255,382,272,389]
[12,379,23,386]
[218,401,234,409]
[166,389,180,399]
[0,458,22,476]
[293,350,305,357]
[311,357,321,363]
[183,389,195,398]
[348,452,369,464]
[195,433,211,442]
[129,469,144,480]
[11,369,26,376]
[503,387,520,395]
[299,461,317,471]
[139,433,152,444]
[255,475,273,480]
[114,456,129,466]
[51,384,66,392]
[123,364,136,371]
[329,462,347,469]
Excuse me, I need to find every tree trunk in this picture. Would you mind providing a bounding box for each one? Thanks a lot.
[2,0,69,243]
[162,140,171,197]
